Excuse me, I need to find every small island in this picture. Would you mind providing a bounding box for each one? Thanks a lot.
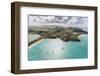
[28,26,87,46]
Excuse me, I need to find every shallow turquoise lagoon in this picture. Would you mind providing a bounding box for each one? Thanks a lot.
[28,34,88,60]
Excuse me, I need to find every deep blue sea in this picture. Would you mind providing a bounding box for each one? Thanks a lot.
[28,34,88,60]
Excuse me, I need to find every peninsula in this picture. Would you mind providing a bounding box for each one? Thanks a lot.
[28,25,87,46]
[39,27,87,41]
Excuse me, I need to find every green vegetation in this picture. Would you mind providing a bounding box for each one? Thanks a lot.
[29,26,87,42]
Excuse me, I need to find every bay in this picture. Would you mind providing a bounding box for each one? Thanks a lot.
[28,34,88,60]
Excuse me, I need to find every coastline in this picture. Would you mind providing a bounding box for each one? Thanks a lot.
[28,34,87,49]
[78,34,87,38]
[28,39,44,49]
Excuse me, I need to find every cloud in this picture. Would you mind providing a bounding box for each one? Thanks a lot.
[28,15,88,29]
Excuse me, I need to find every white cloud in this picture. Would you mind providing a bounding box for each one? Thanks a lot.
[28,15,88,29]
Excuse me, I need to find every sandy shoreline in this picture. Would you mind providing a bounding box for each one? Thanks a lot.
[28,39,44,49]
[78,34,87,38]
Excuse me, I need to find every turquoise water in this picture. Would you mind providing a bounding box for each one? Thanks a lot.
[28,34,88,60]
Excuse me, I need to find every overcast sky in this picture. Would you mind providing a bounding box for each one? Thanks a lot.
[28,15,88,30]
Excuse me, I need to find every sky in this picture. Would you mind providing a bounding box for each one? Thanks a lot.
[28,15,88,30]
